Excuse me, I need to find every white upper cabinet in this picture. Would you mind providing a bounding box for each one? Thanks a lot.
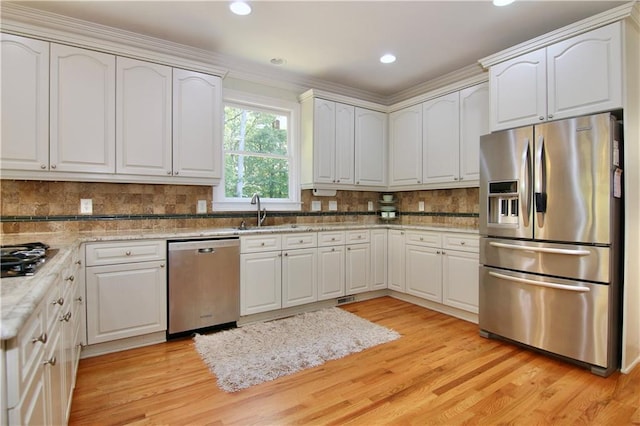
[335,103,356,185]
[309,99,355,185]
[116,57,172,176]
[172,69,222,180]
[459,82,489,182]
[490,22,622,131]
[422,92,460,185]
[490,49,546,131]
[312,98,337,184]
[389,104,423,186]
[355,107,387,187]
[0,34,49,171]
[50,44,116,173]
[546,23,622,121]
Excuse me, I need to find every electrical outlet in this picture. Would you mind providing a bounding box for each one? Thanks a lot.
[367,201,374,211]
[418,201,425,212]
[80,199,93,215]
[311,200,322,211]
[197,200,207,214]
[329,201,338,211]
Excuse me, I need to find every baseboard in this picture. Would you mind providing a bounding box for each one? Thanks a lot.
[621,354,640,374]
[387,291,479,324]
[80,331,166,358]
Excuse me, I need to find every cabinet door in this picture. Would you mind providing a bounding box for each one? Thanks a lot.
[116,57,172,176]
[547,22,622,121]
[490,49,546,131]
[370,229,387,290]
[173,69,222,179]
[345,243,371,294]
[43,325,64,426]
[240,251,282,315]
[335,102,355,185]
[355,108,387,186]
[405,245,442,302]
[459,82,489,182]
[318,246,345,300]
[86,261,167,344]
[422,92,460,184]
[387,230,406,292]
[389,104,423,186]
[282,248,317,308]
[50,44,116,173]
[0,34,49,171]
[443,250,479,313]
[313,98,337,184]
[8,367,47,426]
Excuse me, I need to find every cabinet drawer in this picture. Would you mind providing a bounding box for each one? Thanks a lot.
[405,231,441,247]
[282,232,317,250]
[85,240,166,266]
[318,231,346,247]
[241,235,282,253]
[443,233,479,253]
[345,230,370,244]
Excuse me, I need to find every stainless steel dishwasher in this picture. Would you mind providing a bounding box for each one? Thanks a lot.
[167,238,240,337]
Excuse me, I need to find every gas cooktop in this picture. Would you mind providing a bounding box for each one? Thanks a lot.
[1,242,58,278]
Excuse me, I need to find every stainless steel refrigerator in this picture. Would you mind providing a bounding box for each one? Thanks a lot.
[479,112,623,377]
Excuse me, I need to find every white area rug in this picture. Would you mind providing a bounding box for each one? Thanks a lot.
[193,307,401,392]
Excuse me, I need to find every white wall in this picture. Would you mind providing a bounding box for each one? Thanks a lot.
[621,13,640,373]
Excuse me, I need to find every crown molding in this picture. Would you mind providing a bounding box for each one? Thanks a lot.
[387,64,488,111]
[479,1,637,69]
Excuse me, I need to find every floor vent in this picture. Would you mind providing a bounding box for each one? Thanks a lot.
[337,296,355,304]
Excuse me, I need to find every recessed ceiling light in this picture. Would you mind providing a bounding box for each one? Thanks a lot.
[270,58,286,66]
[230,1,251,16]
[493,0,515,6]
[380,54,396,64]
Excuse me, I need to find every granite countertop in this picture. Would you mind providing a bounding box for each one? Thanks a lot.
[1,223,478,340]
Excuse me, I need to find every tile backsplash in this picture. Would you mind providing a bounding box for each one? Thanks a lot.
[0,180,478,234]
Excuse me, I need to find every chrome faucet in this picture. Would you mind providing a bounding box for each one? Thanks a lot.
[250,193,267,227]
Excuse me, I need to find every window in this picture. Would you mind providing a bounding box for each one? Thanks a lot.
[213,90,300,211]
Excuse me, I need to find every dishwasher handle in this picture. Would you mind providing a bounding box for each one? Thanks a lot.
[168,238,240,252]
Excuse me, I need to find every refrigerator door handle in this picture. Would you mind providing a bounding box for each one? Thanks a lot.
[521,139,531,227]
[488,271,591,293]
[488,241,590,256]
[534,135,547,214]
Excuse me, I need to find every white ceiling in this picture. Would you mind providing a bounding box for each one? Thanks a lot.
[9,1,626,98]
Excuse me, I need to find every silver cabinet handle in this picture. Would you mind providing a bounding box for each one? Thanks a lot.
[548,114,554,119]
[460,241,466,245]
[75,259,82,265]
[66,275,75,282]
[40,164,46,169]
[52,297,64,306]
[167,171,172,175]
[60,311,72,322]
[125,251,132,256]
[488,271,590,293]
[284,252,288,256]
[44,356,56,366]
[75,296,83,303]
[299,240,304,244]
[488,242,589,256]
[539,116,545,120]
[32,333,47,344]
[51,164,56,169]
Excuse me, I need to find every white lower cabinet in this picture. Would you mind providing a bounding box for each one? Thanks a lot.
[370,229,388,290]
[240,250,282,315]
[282,248,317,308]
[405,244,442,301]
[3,247,85,426]
[387,230,406,292]
[85,240,167,345]
[393,230,479,314]
[317,245,346,300]
[317,231,346,300]
[442,250,479,313]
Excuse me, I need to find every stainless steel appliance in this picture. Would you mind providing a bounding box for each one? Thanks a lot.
[167,238,240,337]
[1,242,58,278]
[479,112,623,377]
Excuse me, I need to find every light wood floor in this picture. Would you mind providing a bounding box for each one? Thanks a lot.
[69,297,640,425]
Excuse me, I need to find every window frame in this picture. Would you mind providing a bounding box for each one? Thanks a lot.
[213,89,301,212]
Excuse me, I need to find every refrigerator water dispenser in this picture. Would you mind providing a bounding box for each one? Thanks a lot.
[488,180,519,226]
